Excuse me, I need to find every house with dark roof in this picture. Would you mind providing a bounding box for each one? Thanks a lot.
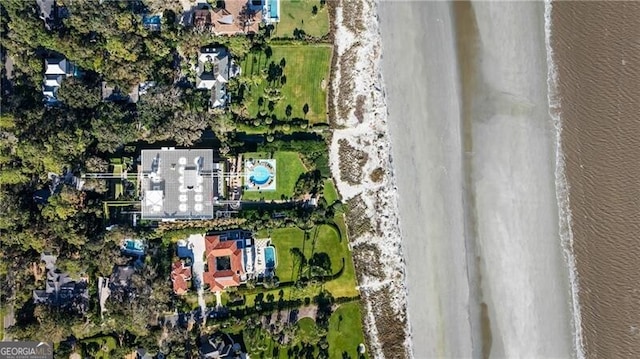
[33,253,89,314]
[136,348,155,359]
[203,234,244,292]
[43,57,76,104]
[37,0,69,30]
[199,332,244,358]
[196,47,239,109]
[171,260,192,295]
[108,265,137,301]
[101,82,141,103]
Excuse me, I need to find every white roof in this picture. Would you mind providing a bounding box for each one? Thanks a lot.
[145,190,163,210]
[216,74,227,83]
[43,89,56,98]
[197,79,216,90]
[44,75,63,87]
[45,58,67,75]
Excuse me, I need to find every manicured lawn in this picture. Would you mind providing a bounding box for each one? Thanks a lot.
[273,0,330,38]
[269,224,343,282]
[241,45,332,124]
[328,301,368,359]
[322,216,359,298]
[242,152,307,201]
[296,317,321,344]
[310,224,343,274]
[323,179,340,205]
[233,304,365,359]
[80,336,117,359]
[265,221,358,298]
[270,226,307,282]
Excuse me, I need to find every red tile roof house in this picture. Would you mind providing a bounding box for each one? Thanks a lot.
[203,235,244,292]
[192,0,262,36]
[171,261,192,295]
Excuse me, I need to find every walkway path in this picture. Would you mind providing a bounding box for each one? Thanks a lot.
[186,234,207,318]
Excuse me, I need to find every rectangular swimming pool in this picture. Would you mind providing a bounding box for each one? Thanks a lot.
[264,246,276,269]
[269,0,278,19]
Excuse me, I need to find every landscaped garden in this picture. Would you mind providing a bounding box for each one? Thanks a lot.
[328,302,369,358]
[253,216,359,299]
[240,45,332,125]
[80,335,117,359]
[272,0,331,39]
[242,151,307,201]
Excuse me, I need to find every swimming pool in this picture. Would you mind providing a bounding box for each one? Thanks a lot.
[269,0,278,19]
[250,165,272,185]
[122,238,145,256]
[264,246,276,269]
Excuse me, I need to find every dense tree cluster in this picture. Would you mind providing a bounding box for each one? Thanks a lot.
[0,0,348,356]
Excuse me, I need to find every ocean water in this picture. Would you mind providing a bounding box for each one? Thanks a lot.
[549,1,640,357]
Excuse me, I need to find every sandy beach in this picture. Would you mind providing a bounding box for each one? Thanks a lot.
[378,2,473,357]
[379,1,576,358]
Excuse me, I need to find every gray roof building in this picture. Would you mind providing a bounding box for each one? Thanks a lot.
[199,332,242,358]
[196,47,238,108]
[33,253,89,313]
[43,57,73,104]
[140,148,215,220]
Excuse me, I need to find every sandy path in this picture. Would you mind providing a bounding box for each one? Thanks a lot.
[379,1,575,358]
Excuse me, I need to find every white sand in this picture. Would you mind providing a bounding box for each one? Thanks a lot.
[378,1,576,358]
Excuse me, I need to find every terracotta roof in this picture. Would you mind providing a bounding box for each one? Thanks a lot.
[203,235,244,291]
[171,261,192,295]
[194,0,262,35]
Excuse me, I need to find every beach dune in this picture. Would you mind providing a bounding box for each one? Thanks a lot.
[380,1,575,357]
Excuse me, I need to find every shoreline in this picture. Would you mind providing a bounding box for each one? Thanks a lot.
[328,0,411,357]
[544,2,585,357]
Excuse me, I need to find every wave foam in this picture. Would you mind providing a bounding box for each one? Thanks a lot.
[544,2,586,358]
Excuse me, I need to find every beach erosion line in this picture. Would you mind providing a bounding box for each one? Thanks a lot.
[544,2,585,358]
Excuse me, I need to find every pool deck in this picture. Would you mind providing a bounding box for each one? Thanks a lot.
[254,238,272,274]
[244,159,277,191]
[263,0,280,23]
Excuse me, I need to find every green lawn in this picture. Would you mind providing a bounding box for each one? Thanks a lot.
[242,151,307,201]
[328,302,368,359]
[270,226,307,282]
[112,164,123,199]
[322,216,359,298]
[270,225,342,281]
[273,0,330,38]
[265,221,359,298]
[323,179,340,205]
[241,45,332,124]
[80,336,117,359]
[296,317,321,344]
[234,303,365,359]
